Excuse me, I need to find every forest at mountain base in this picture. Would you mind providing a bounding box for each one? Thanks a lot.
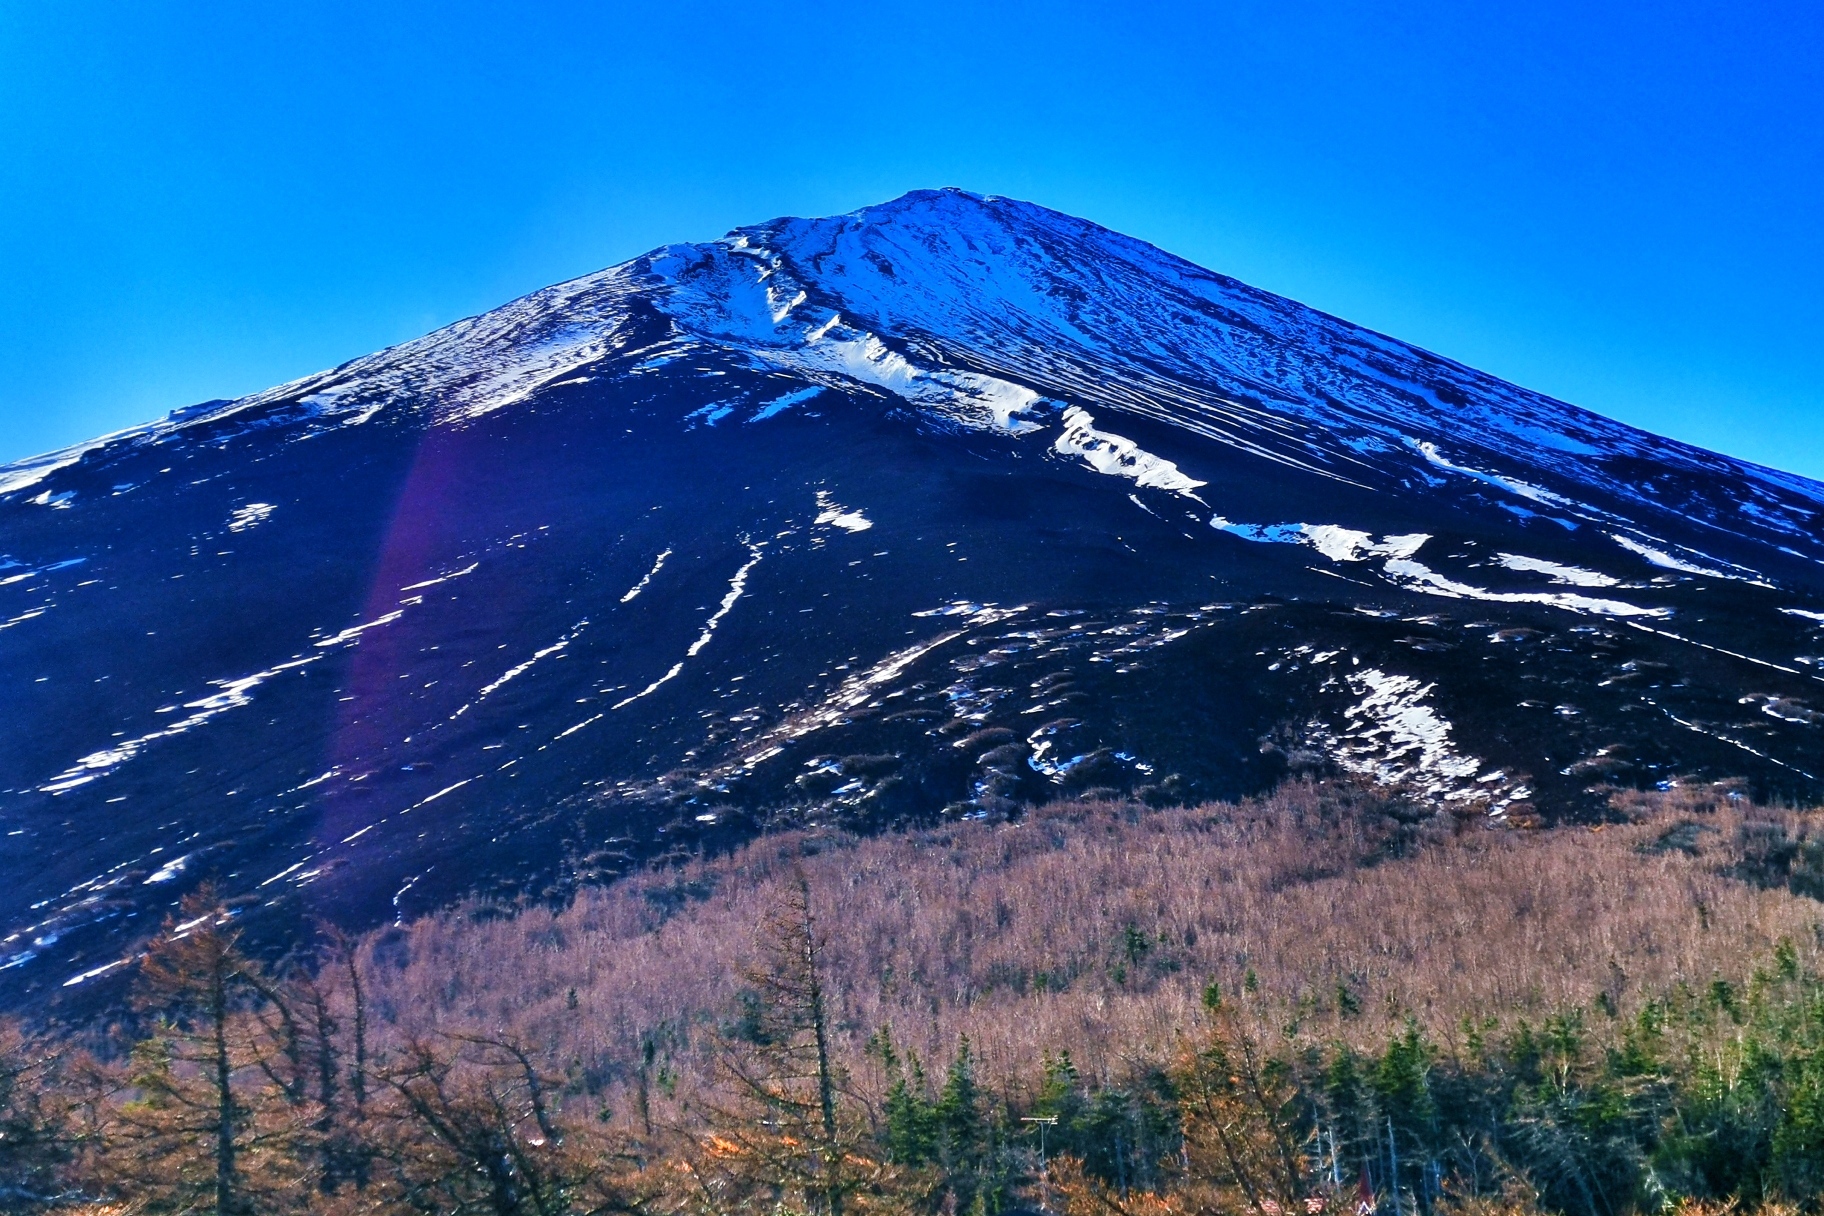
[4,779,1824,1214]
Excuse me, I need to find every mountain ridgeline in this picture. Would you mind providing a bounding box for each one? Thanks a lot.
[2,188,1821,1006]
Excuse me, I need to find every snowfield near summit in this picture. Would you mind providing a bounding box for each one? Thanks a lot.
[1,188,1821,1007]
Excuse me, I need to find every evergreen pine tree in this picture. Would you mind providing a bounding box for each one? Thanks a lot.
[873,1027,937,1167]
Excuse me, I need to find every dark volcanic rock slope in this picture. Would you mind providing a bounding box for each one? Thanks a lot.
[3,189,1822,1002]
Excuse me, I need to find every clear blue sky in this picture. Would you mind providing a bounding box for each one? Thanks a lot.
[2,1,1820,479]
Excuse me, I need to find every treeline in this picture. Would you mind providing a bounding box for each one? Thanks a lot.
[4,866,1823,1215]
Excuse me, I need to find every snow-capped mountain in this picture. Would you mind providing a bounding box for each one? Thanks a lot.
[3,188,1821,1005]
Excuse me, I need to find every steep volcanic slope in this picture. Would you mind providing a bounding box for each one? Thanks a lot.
[2,188,1821,1005]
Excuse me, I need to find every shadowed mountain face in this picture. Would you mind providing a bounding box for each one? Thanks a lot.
[3,188,1822,1007]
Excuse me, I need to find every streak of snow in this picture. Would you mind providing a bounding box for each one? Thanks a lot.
[456,620,588,717]
[1609,533,1770,584]
[613,544,764,710]
[1492,553,1621,588]
[480,629,583,694]
[313,609,405,648]
[1381,558,1665,617]
[1625,621,1808,677]
[1653,705,1817,780]
[0,557,86,587]
[554,713,603,740]
[1053,407,1206,499]
[39,651,323,793]
[620,550,671,602]
[259,862,308,888]
[61,958,132,988]
[749,385,824,422]
[400,562,478,591]
[1408,439,1581,509]
[401,778,473,812]
[0,607,46,631]
[41,604,411,793]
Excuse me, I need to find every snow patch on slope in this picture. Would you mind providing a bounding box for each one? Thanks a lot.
[1053,407,1206,499]
[1608,533,1771,585]
[788,329,1042,433]
[1212,510,1663,617]
[1333,669,1481,794]
[1491,553,1621,588]
[649,239,1045,435]
[1212,518,1428,562]
[814,491,873,533]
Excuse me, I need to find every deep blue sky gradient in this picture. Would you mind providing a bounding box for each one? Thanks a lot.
[2,1,1820,477]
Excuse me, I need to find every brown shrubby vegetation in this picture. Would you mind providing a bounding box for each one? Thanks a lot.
[361,781,1822,1091]
[4,779,1823,1214]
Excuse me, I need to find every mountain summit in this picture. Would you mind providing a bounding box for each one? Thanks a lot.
[4,188,1821,1003]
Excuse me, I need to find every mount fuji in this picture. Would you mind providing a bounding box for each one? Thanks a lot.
[4,188,1822,1006]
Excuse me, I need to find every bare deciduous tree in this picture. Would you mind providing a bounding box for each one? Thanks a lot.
[102,884,317,1213]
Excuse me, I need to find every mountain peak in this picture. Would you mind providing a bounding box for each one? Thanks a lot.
[2,192,1820,1007]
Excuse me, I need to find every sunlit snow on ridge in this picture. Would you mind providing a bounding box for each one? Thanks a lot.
[1212,512,1665,617]
[1053,406,1206,499]
[1212,518,1428,563]
[649,238,1047,436]
[1380,558,1666,618]
[1608,532,1772,585]
[1491,553,1621,588]
[7,187,1820,578]
[779,329,1043,434]
[1407,439,1582,510]
[0,417,172,497]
